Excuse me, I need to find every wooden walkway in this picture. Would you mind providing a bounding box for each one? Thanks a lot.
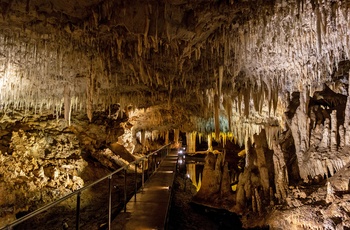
[111,150,178,230]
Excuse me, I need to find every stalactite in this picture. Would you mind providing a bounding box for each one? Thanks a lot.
[255,188,262,215]
[174,129,180,147]
[243,85,250,117]
[252,194,256,213]
[252,84,259,113]
[214,93,220,141]
[225,99,232,132]
[237,94,242,115]
[269,187,274,206]
[218,65,223,96]
[86,70,94,123]
[316,6,322,54]
[198,132,202,145]
[207,134,213,151]
[272,78,279,115]
[64,85,71,126]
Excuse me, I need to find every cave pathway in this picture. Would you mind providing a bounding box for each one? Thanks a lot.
[111,149,178,229]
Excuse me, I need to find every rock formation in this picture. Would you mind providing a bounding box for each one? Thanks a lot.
[2,0,350,229]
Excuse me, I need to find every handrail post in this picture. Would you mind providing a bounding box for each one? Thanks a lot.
[124,168,127,213]
[108,176,112,230]
[76,192,81,230]
[141,160,145,191]
[134,162,137,202]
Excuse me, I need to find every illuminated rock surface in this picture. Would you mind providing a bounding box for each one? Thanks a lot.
[1,0,350,229]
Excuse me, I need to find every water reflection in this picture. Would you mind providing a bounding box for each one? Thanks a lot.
[178,148,206,192]
[186,163,204,191]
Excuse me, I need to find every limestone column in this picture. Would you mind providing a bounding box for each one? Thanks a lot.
[165,130,169,145]
[186,131,196,153]
[289,88,310,181]
[272,141,288,203]
[254,131,269,194]
[207,134,213,151]
[330,110,337,152]
[345,72,350,145]
[319,118,330,151]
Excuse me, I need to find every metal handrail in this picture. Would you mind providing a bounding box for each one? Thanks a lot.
[2,143,172,230]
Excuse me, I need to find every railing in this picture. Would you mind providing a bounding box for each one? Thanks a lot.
[2,143,171,230]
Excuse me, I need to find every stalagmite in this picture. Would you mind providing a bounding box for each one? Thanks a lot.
[325,181,335,203]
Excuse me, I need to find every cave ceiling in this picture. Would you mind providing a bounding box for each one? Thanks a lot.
[0,0,350,132]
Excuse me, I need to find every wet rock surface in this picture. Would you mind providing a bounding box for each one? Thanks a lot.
[0,110,152,228]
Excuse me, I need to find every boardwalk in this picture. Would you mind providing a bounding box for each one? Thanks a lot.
[111,150,178,230]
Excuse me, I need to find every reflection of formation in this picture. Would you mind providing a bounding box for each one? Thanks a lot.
[177,147,204,192]
[186,163,202,192]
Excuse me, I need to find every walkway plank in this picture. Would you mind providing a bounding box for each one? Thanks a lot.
[111,150,178,230]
